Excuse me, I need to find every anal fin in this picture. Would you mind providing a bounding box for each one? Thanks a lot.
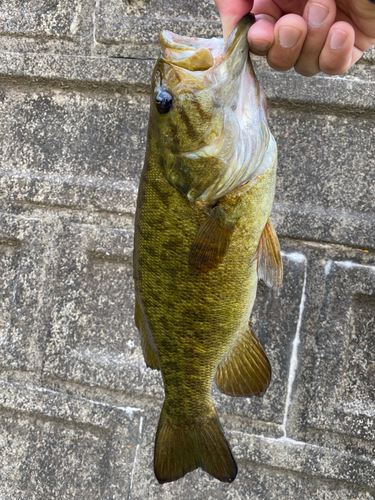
[256,218,283,291]
[189,205,237,273]
[215,324,271,397]
[135,298,160,370]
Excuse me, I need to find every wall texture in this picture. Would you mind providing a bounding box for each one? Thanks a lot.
[0,1,375,499]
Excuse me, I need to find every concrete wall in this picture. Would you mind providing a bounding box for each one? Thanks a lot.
[0,1,375,498]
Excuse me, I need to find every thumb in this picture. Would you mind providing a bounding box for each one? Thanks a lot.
[214,0,254,40]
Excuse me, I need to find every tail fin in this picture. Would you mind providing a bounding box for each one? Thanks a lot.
[154,404,237,484]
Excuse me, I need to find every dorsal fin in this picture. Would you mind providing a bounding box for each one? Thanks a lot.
[189,205,237,273]
[256,218,283,291]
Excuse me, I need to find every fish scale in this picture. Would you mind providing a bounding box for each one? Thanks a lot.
[133,14,282,484]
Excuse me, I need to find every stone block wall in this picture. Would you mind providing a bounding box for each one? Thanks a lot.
[0,1,374,498]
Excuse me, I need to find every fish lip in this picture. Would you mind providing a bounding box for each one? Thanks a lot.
[221,14,255,61]
[158,31,217,72]
[158,14,255,72]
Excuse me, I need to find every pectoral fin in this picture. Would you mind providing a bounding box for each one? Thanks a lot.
[189,205,237,273]
[256,218,283,291]
[215,324,271,397]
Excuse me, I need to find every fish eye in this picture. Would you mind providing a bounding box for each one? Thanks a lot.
[155,90,173,114]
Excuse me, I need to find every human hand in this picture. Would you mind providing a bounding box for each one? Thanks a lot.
[214,0,375,76]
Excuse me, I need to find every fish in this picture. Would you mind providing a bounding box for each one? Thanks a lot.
[133,14,283,484]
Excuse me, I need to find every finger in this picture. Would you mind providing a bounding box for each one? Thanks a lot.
[252,0,282,17]
[319,21,355,75]
[248,15,276,55]
[214,0,254,40]
[267,14,308,71]
[294,0,337,77]
[271,0,307,16]
[247,0,282,55]
[334,0,375,49]
[334,7,375,53]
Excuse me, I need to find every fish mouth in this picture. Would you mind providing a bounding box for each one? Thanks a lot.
[159,14,255,73]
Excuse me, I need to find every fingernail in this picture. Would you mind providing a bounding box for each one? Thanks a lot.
[249,39,271,52]
[330,30,347,50]
[278,27,301,49]
[308,3,329,28]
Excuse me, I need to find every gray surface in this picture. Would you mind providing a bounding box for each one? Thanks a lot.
[0,0,375,498]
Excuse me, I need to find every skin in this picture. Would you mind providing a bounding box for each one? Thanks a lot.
[214,0,375,76]
[134,134,275,419]
[133,16,278,483]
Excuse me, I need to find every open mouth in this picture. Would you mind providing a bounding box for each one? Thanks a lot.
[159,14,255,73]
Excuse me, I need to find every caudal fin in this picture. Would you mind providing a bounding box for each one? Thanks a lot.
[154,404,237,484]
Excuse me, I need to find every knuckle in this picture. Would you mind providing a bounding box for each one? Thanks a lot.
[294,64,319,77]
[319,61,349,75]
[267,58,294,71]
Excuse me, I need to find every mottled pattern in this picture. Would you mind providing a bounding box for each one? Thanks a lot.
[133,16,280,483]
[134,134,277,421]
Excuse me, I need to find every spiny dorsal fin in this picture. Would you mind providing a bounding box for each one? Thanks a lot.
[189,205,237,273]
[215,324,271,397]
[256,218,283,291]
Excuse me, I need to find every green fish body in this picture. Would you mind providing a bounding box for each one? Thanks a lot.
[133,15,283,484]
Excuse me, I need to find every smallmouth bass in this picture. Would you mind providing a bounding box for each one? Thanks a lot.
[133,14,283,484]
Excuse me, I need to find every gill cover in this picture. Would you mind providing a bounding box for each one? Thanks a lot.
[152,14,276,203]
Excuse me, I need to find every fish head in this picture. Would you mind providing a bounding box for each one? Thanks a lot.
[150,14,274,202]
[151,37,225,155]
